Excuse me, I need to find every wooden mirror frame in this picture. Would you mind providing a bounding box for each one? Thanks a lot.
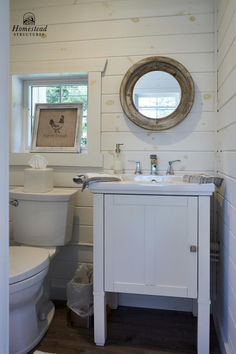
[120,56,195,131]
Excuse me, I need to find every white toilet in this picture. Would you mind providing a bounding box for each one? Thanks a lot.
[9,187,77,354]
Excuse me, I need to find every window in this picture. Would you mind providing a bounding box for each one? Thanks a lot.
[11,61,106,167]
[24,77,88,150]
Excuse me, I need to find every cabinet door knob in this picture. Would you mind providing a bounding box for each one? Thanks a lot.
[190,245,197,253]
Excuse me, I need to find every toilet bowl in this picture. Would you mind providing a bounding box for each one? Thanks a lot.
[9,187,77,354]
[9,246,55,354]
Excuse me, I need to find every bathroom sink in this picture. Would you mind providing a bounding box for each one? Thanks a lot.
[89,173,215,195]
[121,174,183,183]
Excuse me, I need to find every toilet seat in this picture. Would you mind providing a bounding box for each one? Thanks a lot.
[10,246,50,285]
[9,266,49,295]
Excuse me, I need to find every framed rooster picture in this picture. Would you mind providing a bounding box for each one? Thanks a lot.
[30,103,83,152]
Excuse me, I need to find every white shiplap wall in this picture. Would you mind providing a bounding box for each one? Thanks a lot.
[215,0,236,353]
[10,0,216,305]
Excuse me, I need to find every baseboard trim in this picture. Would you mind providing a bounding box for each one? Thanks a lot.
[51,285,66,300]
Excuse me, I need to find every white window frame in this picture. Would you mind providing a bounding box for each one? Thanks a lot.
[10,60,106,167]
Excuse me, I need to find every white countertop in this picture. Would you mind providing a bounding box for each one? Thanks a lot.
[89,176,215,196]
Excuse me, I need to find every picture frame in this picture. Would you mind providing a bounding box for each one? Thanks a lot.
[30,103,83,152]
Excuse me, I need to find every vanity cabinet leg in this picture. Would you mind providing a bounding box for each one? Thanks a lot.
[197,196,211,354]
[94,291,107,346]
[197,300,210,354]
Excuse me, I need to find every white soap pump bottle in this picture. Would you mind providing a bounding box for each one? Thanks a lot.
[114,143,124,174]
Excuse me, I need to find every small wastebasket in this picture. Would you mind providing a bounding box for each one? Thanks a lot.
[66,263,93,328]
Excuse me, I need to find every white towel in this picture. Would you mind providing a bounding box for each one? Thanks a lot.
[73,173,122,191]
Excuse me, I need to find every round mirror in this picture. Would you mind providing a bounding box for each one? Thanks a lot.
[133,71,181,119]
[120,56,194,131]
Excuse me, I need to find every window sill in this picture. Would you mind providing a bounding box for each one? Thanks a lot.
[10,152,103,167]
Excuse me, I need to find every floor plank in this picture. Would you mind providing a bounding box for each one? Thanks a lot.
[31,302,220,354]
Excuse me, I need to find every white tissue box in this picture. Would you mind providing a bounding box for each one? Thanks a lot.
[24,168,53,193]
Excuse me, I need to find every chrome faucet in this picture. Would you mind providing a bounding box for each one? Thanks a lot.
[150,154,158,175]
[128,160,142,174]
[166,160,181,175]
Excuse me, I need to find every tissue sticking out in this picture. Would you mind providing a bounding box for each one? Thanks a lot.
[28,154,48,169]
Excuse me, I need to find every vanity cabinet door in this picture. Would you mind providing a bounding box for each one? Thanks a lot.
[104,195,198,298]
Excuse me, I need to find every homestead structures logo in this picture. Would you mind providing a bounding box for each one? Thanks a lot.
[12,12,48,37]
[23,12,35,25]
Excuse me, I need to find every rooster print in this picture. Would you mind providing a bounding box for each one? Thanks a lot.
[49,115,64,134]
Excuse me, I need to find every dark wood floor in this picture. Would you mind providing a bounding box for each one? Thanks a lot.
[32,302,220,354]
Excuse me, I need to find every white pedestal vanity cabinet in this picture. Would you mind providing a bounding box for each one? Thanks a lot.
[89,179,215,354]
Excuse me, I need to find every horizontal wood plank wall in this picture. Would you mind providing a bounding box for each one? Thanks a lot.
[10,0,216,305]
[216,0,236,353]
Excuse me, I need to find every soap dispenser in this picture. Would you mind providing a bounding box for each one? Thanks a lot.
[114,143,124,174]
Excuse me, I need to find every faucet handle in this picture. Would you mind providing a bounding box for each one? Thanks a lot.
[168,159,181,165]
[167,160,181,175]
[150,154,157,160]
[128,160,142,174]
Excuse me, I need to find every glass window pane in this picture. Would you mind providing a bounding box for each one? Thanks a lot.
[80,116,87,148]
[31,86,60,116]
[62,85,87,96]
[46,86,60,103]
[61,85,87,112]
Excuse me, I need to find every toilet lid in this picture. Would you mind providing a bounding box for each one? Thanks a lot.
[9,246,50,285]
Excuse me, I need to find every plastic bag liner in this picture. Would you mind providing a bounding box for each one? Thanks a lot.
[66,263,93,317]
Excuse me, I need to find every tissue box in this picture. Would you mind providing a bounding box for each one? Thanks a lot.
[24,168,53,193]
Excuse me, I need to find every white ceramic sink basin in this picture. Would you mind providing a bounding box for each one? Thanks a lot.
[122,174,183,183]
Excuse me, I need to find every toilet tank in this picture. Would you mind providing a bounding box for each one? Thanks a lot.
[10,188,77,246]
